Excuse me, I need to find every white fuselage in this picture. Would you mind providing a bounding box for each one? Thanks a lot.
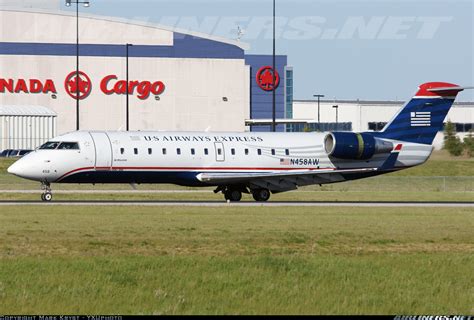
[8,131,433,189]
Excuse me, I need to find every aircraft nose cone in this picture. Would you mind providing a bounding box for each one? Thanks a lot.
[7,162,19,175]
[7,159,29,178]
[7,155,46,181]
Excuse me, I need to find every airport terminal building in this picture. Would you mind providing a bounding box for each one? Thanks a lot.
[0,8,292,150]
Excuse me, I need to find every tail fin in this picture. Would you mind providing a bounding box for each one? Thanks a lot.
[376,82,470,145]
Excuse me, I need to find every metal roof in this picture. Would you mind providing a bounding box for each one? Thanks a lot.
[0,105,57,117]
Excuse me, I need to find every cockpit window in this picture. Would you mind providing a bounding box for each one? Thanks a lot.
[39,142,60,150]
[58,142,80,150]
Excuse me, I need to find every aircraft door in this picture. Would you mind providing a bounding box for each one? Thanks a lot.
[214,142,225,162]
[90,132,112,170]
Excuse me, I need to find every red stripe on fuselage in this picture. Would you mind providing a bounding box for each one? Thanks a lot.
[57,167,95,181]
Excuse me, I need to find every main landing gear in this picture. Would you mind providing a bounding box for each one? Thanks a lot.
[40,182,53,202]
[252,189,271,202]
[215,186,271,202]
[225,189,245,202]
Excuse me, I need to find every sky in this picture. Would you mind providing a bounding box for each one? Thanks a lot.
[58,0,474,102]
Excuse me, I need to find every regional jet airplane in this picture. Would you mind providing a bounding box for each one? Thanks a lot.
[7,82,470,202]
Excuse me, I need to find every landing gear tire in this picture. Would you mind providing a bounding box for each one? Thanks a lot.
[40,181,52,202]
[224,189,242,202]
[252,189,271,202]
[42,192,53,202]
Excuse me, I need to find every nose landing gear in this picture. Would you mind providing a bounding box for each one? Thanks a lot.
[40,182,53,202]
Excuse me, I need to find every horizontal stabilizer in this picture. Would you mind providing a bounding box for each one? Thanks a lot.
[427,86,474,92]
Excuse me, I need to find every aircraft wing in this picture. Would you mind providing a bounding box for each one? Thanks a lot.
[196,146,402,192]
[196,167,379,192]
[197,167,377,183]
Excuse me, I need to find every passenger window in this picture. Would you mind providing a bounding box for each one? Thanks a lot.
[217,149,222,156]
[58,142,80,150]
[257,149,262,155]
[134,148,138,155]
[39,142,60,150]
[271,149,276,156]
[191,148,195,155]
[231,149,235,156]
[148,148,152,155]
[177,148,181,155]
[120,148,124,155]
[204,148,209,155]
[286,149,290,156]
[162,148,167,155]
[245,149,249,155]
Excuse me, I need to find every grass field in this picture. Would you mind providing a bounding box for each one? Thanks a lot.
[0,152,473,314]
[0,151,473,202]
[0,206,473,314]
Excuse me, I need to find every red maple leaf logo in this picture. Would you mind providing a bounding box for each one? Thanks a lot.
[67,75,90,94]
[64,71,92,100]
[259,70,275,90]
[256,66,280,91]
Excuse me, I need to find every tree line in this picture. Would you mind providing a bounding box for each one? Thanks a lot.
[444,121,474,157]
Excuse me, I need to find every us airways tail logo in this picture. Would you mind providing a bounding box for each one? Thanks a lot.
[411,112,431,127]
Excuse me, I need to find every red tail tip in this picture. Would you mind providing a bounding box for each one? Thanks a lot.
[415,82,462,98]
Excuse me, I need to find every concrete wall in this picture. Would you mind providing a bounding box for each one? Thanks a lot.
[0,55,250,133]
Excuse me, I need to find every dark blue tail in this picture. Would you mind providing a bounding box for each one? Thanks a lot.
[375,82,465,145]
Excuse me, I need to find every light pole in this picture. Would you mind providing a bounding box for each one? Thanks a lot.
[126,44,133,131]
[272,0,276,132]
[65,0,90,131]
[333,105,339,126]
[313,94,324,125]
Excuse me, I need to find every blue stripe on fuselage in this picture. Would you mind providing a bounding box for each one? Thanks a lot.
[59,170,206,187]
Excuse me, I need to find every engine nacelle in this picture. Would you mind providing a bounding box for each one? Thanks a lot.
[324,132,393,160]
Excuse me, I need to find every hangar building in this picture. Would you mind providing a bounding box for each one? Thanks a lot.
[0,8,292,149]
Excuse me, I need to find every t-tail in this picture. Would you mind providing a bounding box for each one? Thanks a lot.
[375,82,472,145]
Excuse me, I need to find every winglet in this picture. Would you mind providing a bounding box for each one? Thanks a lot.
[379,144,402,171]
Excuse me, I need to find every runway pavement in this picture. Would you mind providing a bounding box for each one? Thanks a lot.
[0,200,473,207]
